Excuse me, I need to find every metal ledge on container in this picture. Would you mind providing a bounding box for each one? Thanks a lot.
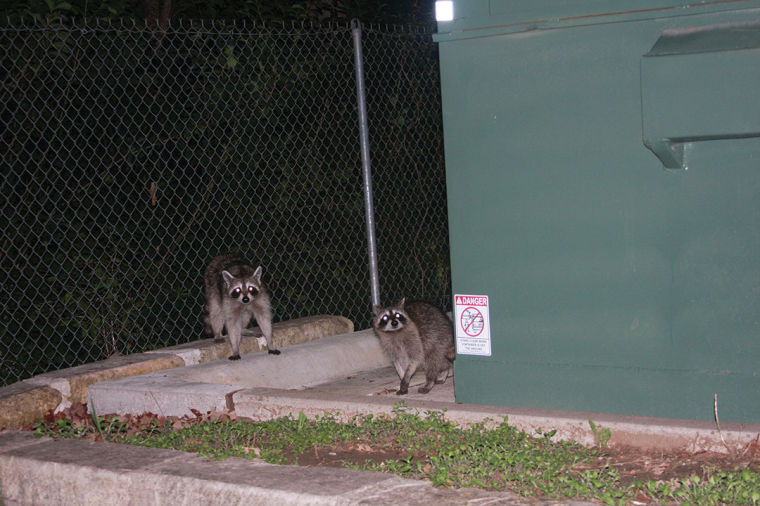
[641,21,760,169]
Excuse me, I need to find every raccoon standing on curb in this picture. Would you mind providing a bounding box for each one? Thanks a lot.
[203,253,281,360]
[372,298,455,395]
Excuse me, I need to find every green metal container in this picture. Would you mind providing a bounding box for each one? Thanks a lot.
[435,1,760,422]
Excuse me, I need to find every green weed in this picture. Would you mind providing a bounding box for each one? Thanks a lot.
[588,419,612,449]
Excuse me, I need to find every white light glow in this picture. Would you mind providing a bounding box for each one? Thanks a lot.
[435,1,454,22]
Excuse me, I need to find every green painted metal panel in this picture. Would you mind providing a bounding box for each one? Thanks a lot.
[435,0,760,42]
[641,23,760,168]
[438,2,760,422]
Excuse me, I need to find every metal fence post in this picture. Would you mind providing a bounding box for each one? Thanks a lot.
[351,18,381,309]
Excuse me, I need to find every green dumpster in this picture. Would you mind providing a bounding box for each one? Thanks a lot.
[435,1,760,422]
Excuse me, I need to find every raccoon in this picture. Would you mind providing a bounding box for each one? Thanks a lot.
[203,253,280,360]
[372,298,455,395]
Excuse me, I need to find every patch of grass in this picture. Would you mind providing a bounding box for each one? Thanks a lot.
[589,419,611,449]
[640,469,760,505]
[32,405,760,505]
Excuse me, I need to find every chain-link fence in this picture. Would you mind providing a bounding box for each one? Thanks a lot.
[0,18,449,386]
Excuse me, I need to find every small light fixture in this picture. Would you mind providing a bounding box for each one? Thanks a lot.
[435,1,454,22]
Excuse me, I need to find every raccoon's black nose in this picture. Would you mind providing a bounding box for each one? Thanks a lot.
[241,296,250,304]
[390,320,398,328]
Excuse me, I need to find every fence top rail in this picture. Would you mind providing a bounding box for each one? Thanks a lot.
[1,16,438,36]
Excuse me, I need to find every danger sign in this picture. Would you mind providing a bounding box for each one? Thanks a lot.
[454,294,491,356]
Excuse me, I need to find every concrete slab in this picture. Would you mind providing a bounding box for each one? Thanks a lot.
[234,384,760,453]
[88,375,242,418]
[10,315,352,421]
[88,328,760,454]
[0,382,61,430]
[304,366,455,403]
[0,431,562,506]
[89,329,393,418]
[162,329,390,389]
[148,314,354,364]
[25,353,185,410]
[5,324,757,506]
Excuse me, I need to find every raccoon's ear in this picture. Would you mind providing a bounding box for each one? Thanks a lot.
[221,270,234,288]
[397,297,406,309]
[252,265,262,282]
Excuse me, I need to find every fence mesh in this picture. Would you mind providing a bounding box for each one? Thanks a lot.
[0,19,449,386]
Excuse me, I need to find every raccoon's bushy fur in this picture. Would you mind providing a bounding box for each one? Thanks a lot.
[372,298,455,395]
[203,253,280,360]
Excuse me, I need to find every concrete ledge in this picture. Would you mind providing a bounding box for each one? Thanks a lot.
[148,315,354,365]
[159,329,387,390]
[88,326,760,454]
[270,315,354,348]
[4,315,353,427]
[87,375,242,419]
[0,383,61,430]
[0,431,535,506]
[233,387,760,453]
[89,330,388,418]
[25,353,186,410]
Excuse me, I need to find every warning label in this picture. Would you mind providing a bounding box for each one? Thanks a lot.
[454,294,491,356]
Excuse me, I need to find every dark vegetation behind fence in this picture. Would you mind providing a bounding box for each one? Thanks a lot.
[0,19,449,385]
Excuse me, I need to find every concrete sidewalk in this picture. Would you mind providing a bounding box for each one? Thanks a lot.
[88,329,760,453]
[0,315,355,430]
[2,326,759,505]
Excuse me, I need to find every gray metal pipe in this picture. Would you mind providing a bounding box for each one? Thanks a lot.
[351,19,381,309]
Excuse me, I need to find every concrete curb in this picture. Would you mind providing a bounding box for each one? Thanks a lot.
[233,387,760,453]
[3,322,759,505]
[88,330,389,418]
[148,315,355,365]
[0,315,353,429]
[87,328,760,454]
[0,383,61,430]
[0,431,562,506]
[24,353,186,412]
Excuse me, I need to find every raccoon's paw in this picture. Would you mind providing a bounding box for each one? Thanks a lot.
[417,386,432,394]
[395,388,408,395]
[434,379,446,385]
[268,349,281,355]
[228,354,241,360]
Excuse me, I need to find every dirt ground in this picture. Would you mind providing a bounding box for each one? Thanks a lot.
[291,436,760,487]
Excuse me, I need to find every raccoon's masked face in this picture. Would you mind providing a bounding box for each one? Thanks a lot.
[373,298,407,332]
[222,268,262,305]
